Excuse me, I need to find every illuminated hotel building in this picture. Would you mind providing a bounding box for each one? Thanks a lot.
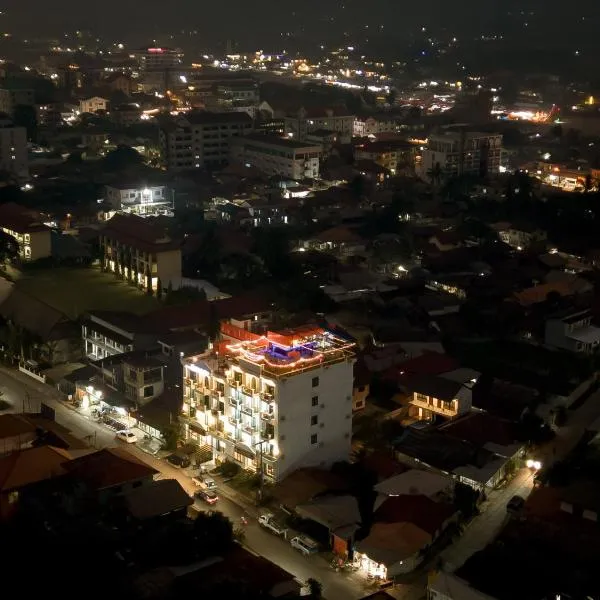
[101,213,181,296]
[181,325,355,482]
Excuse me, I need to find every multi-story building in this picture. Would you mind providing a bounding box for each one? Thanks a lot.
[284,108,355,144]
[404,370,478,422]
[214,80,260,118]
[101,213,181,295]
[104,182,173,218]
[0,88,35,116]
[79,96,108,114]
[0,202,51,261]
[122,355,165,404]
[492,222,547,250]
[353,114,402,137]
[82,310,157,361]
[181,325,355,481]
[354,140,416,175]
[159,111,253,171]
[0,115,28,181]
[230,134,321,180]
[420,131,503,181]
[135,46,183,92]
[545,308,600,354]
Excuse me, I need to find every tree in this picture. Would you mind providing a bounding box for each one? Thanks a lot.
[307,578,323,599]
[386,88,397,106]
[13,104,38,141]
[102,145,144,171]
[453,482,479,519]
[427,162,444,188]
[349,174,368,200]
[192,511,234,557]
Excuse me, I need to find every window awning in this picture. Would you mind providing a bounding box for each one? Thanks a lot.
[235,443,256,460]
[189,422,207,436]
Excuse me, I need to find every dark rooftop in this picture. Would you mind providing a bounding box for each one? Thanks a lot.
[102,213,180,253]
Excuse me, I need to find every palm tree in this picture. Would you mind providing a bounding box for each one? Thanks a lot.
[427,162,444,189]
[307,578,323,600]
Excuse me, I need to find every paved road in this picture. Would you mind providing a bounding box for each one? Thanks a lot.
[441,387,600,573]
[0,367,384,600]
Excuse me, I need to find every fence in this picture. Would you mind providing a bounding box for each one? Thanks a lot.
[18,363,47,383]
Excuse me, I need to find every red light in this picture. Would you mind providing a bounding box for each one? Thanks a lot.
[148,48,164,53]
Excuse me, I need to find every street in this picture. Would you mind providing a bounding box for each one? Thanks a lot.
[0,367,382,600]
[5,364,598,600]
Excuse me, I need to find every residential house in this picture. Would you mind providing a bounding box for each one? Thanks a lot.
[353,114,402,137]
[354,494,458,577]
[105,73,133,96]
[104,182,173,218]
[303,226,366,259]
[374,469,453,500]
[79,96,108,114]
[0,445,72,519]
[394,428,514,490]
[0,288,80,364]
[120,478,192,524]
[492,222,547,250]
[101,213,182,295]
[544,308,600,353]
[0,202,51,261]
[429,230,463,253]
[512,278,593,308]
[110,103,142,127]
[63,447,157,504]
[403,370,479,422]
[0,414,38,455]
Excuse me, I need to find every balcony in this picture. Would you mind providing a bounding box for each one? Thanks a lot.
[261,412,274,422]
[242,424,256,436]
[241,405,254,417]
[261,392,275,403]
[229,398,240,407]
[229,416,239,427]
[410,397,458,418]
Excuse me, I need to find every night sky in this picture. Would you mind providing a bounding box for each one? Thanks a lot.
[6,1,600,50]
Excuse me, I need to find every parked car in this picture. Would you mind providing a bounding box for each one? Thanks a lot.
[195,489,219,505]
[507,495,525,515]
[115,430,138,444]
[201,477,217,490]
[166,453,191,468]
[259,513,288,538]
[290,535,319,556]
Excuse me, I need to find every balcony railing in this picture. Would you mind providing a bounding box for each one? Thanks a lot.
[410,397,458,417]
[241,405,254,417]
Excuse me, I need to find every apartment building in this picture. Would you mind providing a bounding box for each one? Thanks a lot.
[214,80,260,118]
[101,213,181,295]
[284,107,355,144]
[0,202,51,261]
[0,115,28,181]
[158,111,253,171]
[79,96,108,114]
[420,131,503,181]
[354,140,416,174]
[230,134,321,180]
[135,46,183,92]
[353,114,401,137]
[181,325,355,482]
[104,182,173,218]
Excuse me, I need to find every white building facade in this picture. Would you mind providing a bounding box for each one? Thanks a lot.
[231,134,321,180]
[104,183,173,217]
[181,326,355,482]
[79,97,108,114]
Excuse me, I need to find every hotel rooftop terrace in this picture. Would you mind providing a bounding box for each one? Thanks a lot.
[185,326,355,378]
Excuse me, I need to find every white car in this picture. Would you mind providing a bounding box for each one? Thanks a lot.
[116,430,138,444]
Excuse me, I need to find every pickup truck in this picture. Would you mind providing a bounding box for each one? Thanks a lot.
[258,513,288,538]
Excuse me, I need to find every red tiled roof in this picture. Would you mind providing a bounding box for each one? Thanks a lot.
[0,445,71,492]
[0,414,37,440]
[0,202,49,234]
[313,226,364,244]
[361,451,409,481]
[102,213,181,253]
[144,291,272,332]
[63,447,157,490]
[374,494,456,535]
[438,412,519,449]
[397,351,459,378]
